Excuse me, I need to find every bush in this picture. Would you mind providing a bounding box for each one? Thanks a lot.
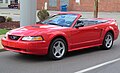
[0,16,6,23]
[7,17,12,22]
[37,10,49,21]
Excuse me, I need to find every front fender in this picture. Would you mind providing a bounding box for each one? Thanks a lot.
[44,31,70,49]
[49,31,69,42]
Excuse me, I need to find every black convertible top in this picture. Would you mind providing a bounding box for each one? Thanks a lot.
[78,18,109,26]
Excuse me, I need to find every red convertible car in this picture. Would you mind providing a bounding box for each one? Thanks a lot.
[1,12,119,60]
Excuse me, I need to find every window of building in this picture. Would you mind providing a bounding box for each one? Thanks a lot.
[49,0,57,7]
[5,0,8,3]
[60,0,69,6]
[0,0,3,3]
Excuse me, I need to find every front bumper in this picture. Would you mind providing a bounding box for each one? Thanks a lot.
[1,38,48,55]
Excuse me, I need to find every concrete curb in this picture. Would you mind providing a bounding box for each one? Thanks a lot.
[0,35,5,52]
[0,49,6,52]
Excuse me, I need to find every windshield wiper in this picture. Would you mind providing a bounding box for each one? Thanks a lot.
[48,22,58,25]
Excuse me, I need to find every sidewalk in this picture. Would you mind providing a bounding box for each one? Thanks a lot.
[0,35,4,51]
[0,9,120,28]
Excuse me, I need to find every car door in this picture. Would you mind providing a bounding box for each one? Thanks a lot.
[70,21,102,50]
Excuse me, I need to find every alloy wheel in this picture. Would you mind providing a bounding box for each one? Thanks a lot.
[52,41,65,58]
[48,38,67,60]
[105,34,113,48]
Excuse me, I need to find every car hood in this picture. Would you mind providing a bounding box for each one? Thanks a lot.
[8,24,68,36]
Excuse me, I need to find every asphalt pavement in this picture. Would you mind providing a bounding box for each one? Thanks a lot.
[0,35,119,73]
[0,9,120,73]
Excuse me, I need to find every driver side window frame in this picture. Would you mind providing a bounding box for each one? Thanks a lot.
[74,20,85,28]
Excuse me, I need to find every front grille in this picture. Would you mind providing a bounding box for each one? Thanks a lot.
[8,35,21,40]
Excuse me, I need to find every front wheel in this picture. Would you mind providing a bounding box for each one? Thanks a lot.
[101,32,114,50]
[48,38,67,60]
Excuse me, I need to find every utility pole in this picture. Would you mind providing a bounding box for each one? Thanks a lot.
[20,0,37,27]
[94,0,98,18]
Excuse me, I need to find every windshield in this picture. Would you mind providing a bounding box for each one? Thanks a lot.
[41,14,78,27]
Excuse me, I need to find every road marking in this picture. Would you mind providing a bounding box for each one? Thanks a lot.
[75,58,120,73]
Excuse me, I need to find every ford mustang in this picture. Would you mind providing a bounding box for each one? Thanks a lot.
[1,12,119,60]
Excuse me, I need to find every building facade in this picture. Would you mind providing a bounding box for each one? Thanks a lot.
[0,0,19,7]
[37,0,120,12]
[0,0,120,12]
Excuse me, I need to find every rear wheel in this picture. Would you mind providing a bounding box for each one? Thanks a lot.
[48,38,67,60]
[101,32,113,50]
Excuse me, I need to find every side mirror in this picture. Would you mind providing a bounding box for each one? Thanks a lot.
[75,23,84,28]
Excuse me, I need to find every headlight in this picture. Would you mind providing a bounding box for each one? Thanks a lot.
[22,36,43,41]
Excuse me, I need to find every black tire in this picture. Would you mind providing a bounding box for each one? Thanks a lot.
[48,38,67,60]
[101,32,114,50]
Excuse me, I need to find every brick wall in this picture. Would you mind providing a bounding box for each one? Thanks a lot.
[37,0,45,10]
[37,0,120,12]
[98,0,120,12]
[71,0,94,11]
